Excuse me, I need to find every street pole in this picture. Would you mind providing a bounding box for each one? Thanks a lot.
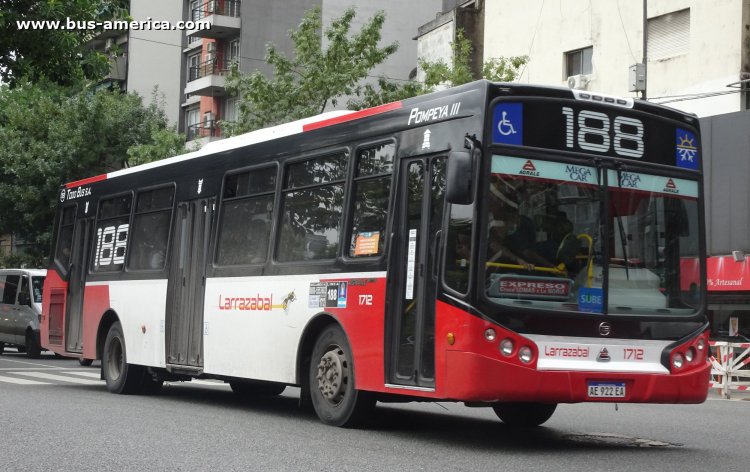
[642,0,648,100]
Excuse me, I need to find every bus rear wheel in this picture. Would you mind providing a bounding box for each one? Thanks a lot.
[103,322,143,395]
[229,380,286,396]
[309,325,375,427]
[492,402,557,427]
[78,358,93,366]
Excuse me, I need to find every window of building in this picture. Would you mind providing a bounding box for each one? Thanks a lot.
[188,53,200,81]
[217,167,277,266]
[224,97,239,122]
[565,46,593,78]
[92,194,132,273]
[347,143,394,258]
[55,205,77,270]
[227,39,240,64]
[127,186,174,271]
[277,153,348,262]
[647,9,690,61]
[186,107,200,140]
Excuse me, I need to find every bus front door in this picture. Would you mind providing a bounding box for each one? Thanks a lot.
[65,218,93,353]
[166,198,214,369]
[389,156,446,389]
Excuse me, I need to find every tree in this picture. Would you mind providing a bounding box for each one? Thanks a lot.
[0,0,129,87]
[222,6,400,136]
[0,81,187,264]
[349,29,529,110]
[420,29,529,88]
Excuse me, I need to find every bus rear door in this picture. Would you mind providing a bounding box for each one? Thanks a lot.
[65,217,93,353]
[165,198,215,370]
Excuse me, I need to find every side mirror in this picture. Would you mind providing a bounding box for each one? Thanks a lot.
[18,292,31,306]
[446,150,476,205]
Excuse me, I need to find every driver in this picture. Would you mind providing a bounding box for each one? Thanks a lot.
[487,177,555,272]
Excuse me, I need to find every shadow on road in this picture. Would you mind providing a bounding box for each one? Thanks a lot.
[152,384,685,453]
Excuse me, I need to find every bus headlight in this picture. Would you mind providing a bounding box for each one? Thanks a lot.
[686,347,695,363]
[697,338,705,351]
[519,346,533,363]
[673,352,684,369]
[484,329,496,341]
[500,339,514,356]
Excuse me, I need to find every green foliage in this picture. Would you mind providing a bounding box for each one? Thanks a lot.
[222,6,401,135]
[0,81,184,261]
[347,76,430,111]
[0,250,44,270]
[0,0,130,87]
[420,29,528,88]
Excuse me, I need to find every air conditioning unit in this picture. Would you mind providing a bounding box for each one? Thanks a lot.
[204,112,216,124]
[205,53,214,63]
[567,74,589,90]
[206,42,217,53]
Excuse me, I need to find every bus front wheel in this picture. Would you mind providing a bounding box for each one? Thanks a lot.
[103,321,143,395]
[309,324,375,427]
[492,402,557,427]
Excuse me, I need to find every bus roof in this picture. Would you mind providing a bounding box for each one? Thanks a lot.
[63,80,697,190]
[64,101,403,189]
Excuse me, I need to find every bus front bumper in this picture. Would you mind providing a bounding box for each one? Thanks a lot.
[444,351,711,404]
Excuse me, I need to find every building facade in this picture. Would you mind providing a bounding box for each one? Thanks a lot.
[138,0,443,148]
[483,0,750,117]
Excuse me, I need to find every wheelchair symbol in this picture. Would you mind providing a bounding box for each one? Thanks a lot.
[497,111,517,136]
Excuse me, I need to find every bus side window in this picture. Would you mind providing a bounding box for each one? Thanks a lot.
[127,186,175,271]
[55,205,77,270]
[91,194,132,273]
[216,166,277,266]
[348,143,395,258]
[277,153,348,263]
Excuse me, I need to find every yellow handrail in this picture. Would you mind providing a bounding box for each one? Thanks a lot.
[577,233,594,288]
[485,262,567,276]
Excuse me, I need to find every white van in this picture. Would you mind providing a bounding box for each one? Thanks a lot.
[0,269,46,358]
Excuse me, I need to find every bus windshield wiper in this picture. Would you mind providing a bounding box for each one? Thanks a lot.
[613,162,630,281]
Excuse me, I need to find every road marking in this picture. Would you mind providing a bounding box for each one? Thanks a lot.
[61,371,101,379]
[0,358,65,368]
[0,367,67,371]
[10,372,103,385]
[0,375,50,385]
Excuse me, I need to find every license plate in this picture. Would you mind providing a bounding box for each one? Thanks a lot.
[588,382,626,398]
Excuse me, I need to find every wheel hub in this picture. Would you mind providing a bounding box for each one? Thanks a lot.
[316,346,347,406]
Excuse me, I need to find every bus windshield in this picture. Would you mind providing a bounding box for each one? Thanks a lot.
[483,155,700,316]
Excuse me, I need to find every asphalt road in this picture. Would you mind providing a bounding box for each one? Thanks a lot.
[0,349,747,472]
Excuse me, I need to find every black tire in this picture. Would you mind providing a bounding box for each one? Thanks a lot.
[78,358,94,366]
[229,380,286,396]
[102,321,144,394]
[15,345,26,353]
[309,324,375,427]
[0,342,4,355]
[25,332,42,359]
[492,402,557,427]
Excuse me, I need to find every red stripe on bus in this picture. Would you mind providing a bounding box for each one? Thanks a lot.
[302,101,403,132]
[66,174,107,189]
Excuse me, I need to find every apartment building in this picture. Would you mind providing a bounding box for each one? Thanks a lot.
[482,0,750,117]
[126,0,439,148]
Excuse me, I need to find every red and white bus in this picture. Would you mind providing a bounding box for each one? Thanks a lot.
[42,81,710,427]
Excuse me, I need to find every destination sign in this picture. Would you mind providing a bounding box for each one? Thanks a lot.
[491,100,700,169]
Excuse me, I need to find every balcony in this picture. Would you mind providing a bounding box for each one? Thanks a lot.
[186,120,224,149]
[184,58,234,96]
[186,0,241,40]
